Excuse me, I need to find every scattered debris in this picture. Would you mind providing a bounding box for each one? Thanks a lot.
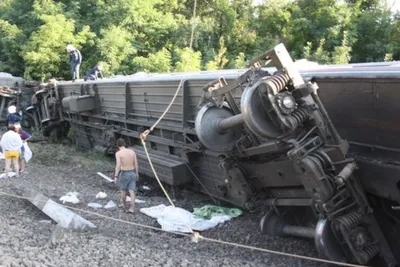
[0,85,13,95]
[24,190,96,230]
[87,203,102,209]
[59,192,80,204]
[96,192,107,199]
[140,204,235,233]
[193,205,242,220]
[97,172,113,183]
[104,200,117,209]
[64,191,79,197]
[0,172,16,179]
[125,196,145,203]
[142,186,151,190]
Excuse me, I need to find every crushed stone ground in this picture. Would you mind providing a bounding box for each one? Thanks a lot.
[0,142,330,267]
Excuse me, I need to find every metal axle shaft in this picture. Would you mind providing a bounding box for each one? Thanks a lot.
[217,113,245,132]
[282,225,316,239]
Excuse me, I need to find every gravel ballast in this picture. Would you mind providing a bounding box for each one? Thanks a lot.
[0,142,331,267]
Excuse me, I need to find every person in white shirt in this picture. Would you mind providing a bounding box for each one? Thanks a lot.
[0,125,23,178]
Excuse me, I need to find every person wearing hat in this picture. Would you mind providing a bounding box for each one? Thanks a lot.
[66,44,82,81]
[5,105,21,127]
[84,64,104,81]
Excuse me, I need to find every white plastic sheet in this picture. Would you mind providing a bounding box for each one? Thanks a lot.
[140,204,231,233]
[59,192,80,204]
[23,142,32,163]
[104,200,117,209]
[126,196,145,203]
[87,203,102,209]
[0,171,16,179]
[96,192,107,199]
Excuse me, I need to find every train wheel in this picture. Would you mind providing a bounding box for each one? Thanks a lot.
[260,209,285,237]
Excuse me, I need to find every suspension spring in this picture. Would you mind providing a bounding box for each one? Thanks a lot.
[265,72,290,94]
[314,151,334,170]
[359,244,380,263]
[310,153,329,169]
[288,108,309,129]
[338,211,363,229]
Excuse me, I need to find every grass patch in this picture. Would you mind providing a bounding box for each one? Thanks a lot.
[29,142,115,172]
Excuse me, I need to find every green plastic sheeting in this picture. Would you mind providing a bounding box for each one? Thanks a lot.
[193,205,242,220]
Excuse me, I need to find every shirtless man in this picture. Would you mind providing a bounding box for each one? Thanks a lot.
[114,138,139,213]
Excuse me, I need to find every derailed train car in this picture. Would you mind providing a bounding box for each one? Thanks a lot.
[12,44,400,266]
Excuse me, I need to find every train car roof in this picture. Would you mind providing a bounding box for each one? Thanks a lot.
[55,61,400,86]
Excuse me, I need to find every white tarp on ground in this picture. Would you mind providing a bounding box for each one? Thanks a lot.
[0,172,16,179]
[140,204,232,233]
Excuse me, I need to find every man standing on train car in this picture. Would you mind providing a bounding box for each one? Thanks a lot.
[66,44,82,81]
[114,138,139,214]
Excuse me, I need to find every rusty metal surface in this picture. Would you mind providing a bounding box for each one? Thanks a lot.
[317,78,400,151]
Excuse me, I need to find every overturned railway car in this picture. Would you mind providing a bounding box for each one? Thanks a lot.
[17,44,400,266]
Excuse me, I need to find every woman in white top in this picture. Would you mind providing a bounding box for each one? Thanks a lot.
[0,125,23,178]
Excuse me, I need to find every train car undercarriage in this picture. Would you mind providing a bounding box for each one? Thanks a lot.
[6,44,400,267]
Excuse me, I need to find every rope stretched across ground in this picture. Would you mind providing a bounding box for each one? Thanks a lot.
[0,190,370,267]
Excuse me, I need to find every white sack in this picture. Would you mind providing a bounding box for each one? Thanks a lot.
[59,192,80,204]
[23,142,32,163]
[96,192,107,199]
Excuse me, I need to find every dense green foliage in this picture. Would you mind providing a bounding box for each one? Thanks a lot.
[0,0,399,81]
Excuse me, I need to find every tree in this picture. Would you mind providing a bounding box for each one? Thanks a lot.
[134,48,172,73]
[0,20,24,75]
[174,47,202,72]
[0,0,399,79]
[205,37,229,70]
[97,25,136,74]
[234,52,246,68]
[350,7,394,62]
[22,14,86,80]
[332,31,352,64]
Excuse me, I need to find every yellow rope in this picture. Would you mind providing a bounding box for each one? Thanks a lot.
[138,78,197,235]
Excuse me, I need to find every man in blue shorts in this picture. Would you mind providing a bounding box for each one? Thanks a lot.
[114,138,139,214]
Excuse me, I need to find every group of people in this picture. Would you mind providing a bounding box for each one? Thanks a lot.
[2,105,138,214]
[66,44,104,82]
[0,106,31,178]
